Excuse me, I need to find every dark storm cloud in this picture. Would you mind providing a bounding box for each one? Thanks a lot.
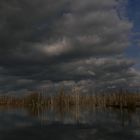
[0,0,68,58]
[0,0,137,93]
[0,0,131,61]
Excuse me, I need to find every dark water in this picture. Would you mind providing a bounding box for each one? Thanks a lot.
[0,106,140,140]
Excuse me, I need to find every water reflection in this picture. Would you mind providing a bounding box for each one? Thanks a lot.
[0,93,140,140]
[0,105,140,140]
[0,104,139,126]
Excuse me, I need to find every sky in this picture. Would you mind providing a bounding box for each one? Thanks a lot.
[0,0,140,94]
[125,0,140,69]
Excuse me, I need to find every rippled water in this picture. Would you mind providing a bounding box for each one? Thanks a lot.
[0,106,140,140]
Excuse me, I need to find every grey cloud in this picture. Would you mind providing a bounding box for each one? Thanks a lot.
[0,0,138,93]
[49,57,136,88]
[0,0,132,62]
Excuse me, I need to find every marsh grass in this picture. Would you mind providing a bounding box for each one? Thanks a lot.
[0,89,140,114]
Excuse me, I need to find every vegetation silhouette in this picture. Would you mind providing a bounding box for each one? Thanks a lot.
[0,89,139,118]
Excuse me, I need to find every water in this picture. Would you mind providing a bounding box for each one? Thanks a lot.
[0,106,140,140]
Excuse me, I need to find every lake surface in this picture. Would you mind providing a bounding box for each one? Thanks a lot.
[0,106,140,140]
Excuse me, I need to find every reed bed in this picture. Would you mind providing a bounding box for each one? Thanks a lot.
[0,89,140,111]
